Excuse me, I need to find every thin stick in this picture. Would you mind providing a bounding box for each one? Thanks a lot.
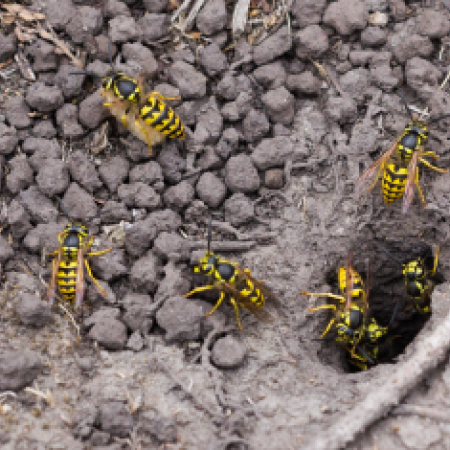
[187,240,256,252]
[392,404,450,423]
[304,308,450,450]
[171,0,195,22]
[182,0,207,31]
[440,65,450,90]
[232,0,252,38]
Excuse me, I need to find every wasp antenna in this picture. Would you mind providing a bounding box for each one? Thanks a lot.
[378,245,403,266]
[429,113,450,124]
[55,196,73,221]
[86,208,112,223]
[207,217,212,253]
[70,70,99,77]
[311,336,336,342]
[356,345,374,365]
[387,299,400,329]
[396,91,414,120]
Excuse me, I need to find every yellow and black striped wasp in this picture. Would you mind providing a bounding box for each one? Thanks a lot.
[184,219,280,330]
[379,245,441,314]
[45,197,112,308]
[72,41,184,155]
[355,91,450,213]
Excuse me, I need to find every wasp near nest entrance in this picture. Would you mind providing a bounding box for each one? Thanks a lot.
[72,41,184,156]
[184,219,280,330]
[355,91,450,213]
[302,251,398,371]
[45,197,112,308]
[380,245,441,315]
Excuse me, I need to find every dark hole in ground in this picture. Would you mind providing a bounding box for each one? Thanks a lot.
[315,239,444,372]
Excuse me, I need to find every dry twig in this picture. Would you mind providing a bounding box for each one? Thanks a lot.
[232,0,252,38]
[392,404,450,423]
[304,309,450,450]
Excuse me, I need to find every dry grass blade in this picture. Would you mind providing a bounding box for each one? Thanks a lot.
[0,58,13,70]
[91,122,109,154]
[36,21,83,67]
[25,387,56,407]
[232,0,252,38]
[15,51,36,81]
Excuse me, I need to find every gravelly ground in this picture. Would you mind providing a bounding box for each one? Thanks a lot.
[2,0,450,449]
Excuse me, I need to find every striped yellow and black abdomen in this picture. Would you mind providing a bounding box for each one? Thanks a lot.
[57,259,79,302]
[338,268,365,300]
[236,276,265,308]
[382,163,408,204]
[139,97,184,140]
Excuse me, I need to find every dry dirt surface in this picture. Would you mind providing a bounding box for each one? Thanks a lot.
[3,0,450,449]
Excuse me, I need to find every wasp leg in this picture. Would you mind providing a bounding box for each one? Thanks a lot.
[205,291,226,319]
[184,285,215,297]
[46,255,60,306]
[415,167,426,207]
[431,246,440,275]
[421,151,439,159]
[321,318,336,337]
[419,157,449,173]
[84,259,107,296]
[302,291,345,301]
[86,247,113,257]
[134,118,153,156]
[148,91,180,102]
[308,304,338,313]
[121,112,128,129]
[229,296,243,331]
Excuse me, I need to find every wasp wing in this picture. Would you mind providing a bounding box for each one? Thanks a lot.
[45,247,62,306]
[355,141,398,195]
[75,249,85,308]
[345,251,354,311]
[218,281,274,323]
[402,150,420,214]
[236,267,281,308]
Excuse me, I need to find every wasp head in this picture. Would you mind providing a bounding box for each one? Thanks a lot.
[194,252,219,276]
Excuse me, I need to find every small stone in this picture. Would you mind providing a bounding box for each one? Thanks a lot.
[84,308,121,328]
[0,350,43,391]
[323,0,368,35]
[286,72,322,96]
[0,32,17,63]
[23,222,61,253]
[138,13,169,42]
[163,181,195,211]
[253,62,286,90]
[169,61,207,99]
[153,232,186,260]
[264,168,284,189]
[122,42,158,78]
[211,335,247,369]
[196,0,227,35]
[156,296,205,342]
[262,86,295,125]
[196,172,227,208]
[292,0,327,28]
[118,182,161,209]
[243,109,270,142]
[196,146,223,170]
[416,9,450,39]
[295,25,329,58]
[6,155,34,195]
[26,82,64,112]
[7,200,32,239]
[68,151,102,193]
[5,96,32,129]
[0,123,18,155]
[326,96,357,124]
[198,43,228,77]
[388,32,433,64]
[397,416,441,449]
[56,104,84,138]
[126,331,144,351]
[35,0,75,31]
[251,136,293,170]
[89,318,128,350]
[72,402,98,439]
[225,154,260,193]
[99,402,133,437]
[224,193,255,226]
[104,0,131,18]
[88,248,128,281]
[129,161,163,185]
[25,137,63,172]
[61,183,97,220]
[406,57,441,94]
[89,431,110,446]
[54,64,86,100]
[130,251,159,293]
[15,293,51,328]
[0,235,14,264]
[79,89,111,129]
[32,120,57,138]
[216,73,239,101]
[361,26,387,47]
[19,186,58,223]
[143,0,168,13]
[36,159,70,197]
[28,39,57,72]
[98,156,130,192]
[216,128,240,159]
[339,68,370,104]
[253,26,292,66]
[66,6,103,43]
